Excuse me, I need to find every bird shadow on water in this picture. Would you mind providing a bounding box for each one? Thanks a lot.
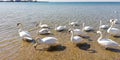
[113,36,120,38]
[47,45,66,52]
[81,36,93,41]
[76,43,90,51]
[106,48,120,53]
[36,45,66,52]
[76,43,97,53]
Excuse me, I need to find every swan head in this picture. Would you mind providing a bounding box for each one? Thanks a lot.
[17,23,21,26]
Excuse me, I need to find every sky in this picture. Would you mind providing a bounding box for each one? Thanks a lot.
[39,0,120,2]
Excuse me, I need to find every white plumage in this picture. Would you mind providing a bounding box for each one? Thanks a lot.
[69,21,79,26]
[38,22,49,28]
[99,25,109,29]
[55,25,66,31]
[69,29,85,36]
[97,31,120,48]
[82,23,94,31]
[70,31,83,44]
[38,28,51,35]
[110,19,118,24]
[34,37,59,49]
[107,19,120,36]
[99,20,109,29]
[40,24,49,28]
[17,23,33,41]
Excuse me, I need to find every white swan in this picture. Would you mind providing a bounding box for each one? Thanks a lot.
[99,20,109,29]
[38,21,49,28]
[69,28,85,36]
[97,31,120,48]
[17,23,33,41]
[34,37,59,49]
[55,25,67,32]
[110,19,118,24]
[70,30,83,44]
[107,20,120,36]
[82,23,94,32]
[69,21,79,26]
[38,28,51,35]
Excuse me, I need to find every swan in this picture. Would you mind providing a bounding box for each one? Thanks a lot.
[70,30,83,44]
[69,28,85,36]
[69,21,79,26]
[82,23,94,32]
[38,21,49,28]
[99,20,109,29]
[55,25,67,32]
[33,37,59,49]
[17,23,33,41]
[38,28,51,35]
[97,31,120,48]
[107,19,120,36]
[110,19,118,24]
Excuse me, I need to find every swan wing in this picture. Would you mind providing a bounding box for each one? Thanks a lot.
[108,28,120,35]
[41,37,58,44]
[100,39,119,47]
[19,31,31,37]
[72,36,83,43]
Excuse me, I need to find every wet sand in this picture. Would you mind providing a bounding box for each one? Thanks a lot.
[0,2,120,60]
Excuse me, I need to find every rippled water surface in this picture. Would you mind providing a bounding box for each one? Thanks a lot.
[0,2,120,60]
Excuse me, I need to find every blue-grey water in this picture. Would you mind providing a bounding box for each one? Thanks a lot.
[0,2,120,60]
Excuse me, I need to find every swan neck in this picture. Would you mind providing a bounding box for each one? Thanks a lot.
[82,23,85,30]
[98,32,103,41]
[99,20,102,30]
[18,23,23,32]
[109,22,114,29]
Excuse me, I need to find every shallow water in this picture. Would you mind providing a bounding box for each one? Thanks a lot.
[0,2,120,60]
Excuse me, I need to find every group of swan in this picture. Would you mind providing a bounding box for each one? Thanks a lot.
[107,19,120,36]
[36,22,51,35]
[17,19,120,50]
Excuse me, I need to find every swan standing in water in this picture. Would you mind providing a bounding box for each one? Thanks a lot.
[97,31,120,49]
[33,37,59,49]
[69,21,79,26]
[38,28,51,35]
[38,21,49,28]
[55,25,67,32]
[99,20,109,30]
[68,24,85,36]
[17,23,33,41]
[107,19,120,36]
[82,23,94,32]
[70,30,83,44]
[36,23,51,35]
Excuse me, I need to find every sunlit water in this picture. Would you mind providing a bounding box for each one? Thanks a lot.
[0,2,120,60]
